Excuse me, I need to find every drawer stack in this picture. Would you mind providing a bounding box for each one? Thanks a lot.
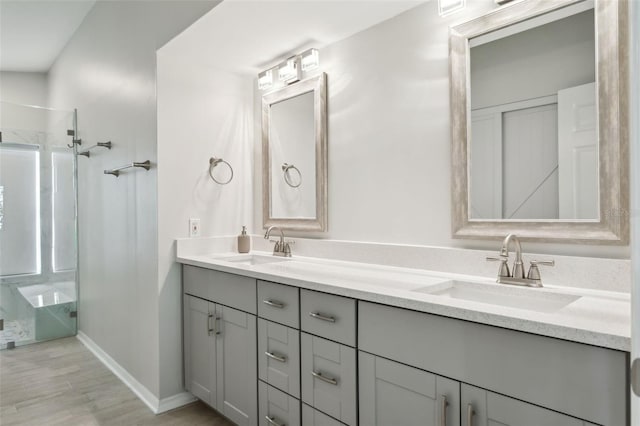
[257,282,357,426]
[300,289,357,426]
[258,281,301,426]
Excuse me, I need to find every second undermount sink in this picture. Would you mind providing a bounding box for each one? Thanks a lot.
[413,280,581,313]
[220,254,291,266]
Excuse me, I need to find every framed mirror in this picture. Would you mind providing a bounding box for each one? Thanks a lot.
[262,73,327,231]
[450,0,628,243]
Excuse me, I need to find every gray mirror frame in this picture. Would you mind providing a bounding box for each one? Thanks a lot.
[450,0,629,244]
[262,73,328,232]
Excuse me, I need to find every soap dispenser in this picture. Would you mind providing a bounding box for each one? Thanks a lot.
[237,226,250,253]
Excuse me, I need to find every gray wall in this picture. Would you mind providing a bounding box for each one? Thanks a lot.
[470,9,595,110]
[47,0,217,400]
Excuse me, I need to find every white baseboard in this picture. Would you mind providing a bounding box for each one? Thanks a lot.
[76,331,195,414]
[157,392,197,413]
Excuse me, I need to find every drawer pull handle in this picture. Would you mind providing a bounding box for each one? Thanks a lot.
[263,299,285,309]
[207,313,214,336]
[264,351,287,363]
[309,312,335,322]
[265,415,285,426]
[466,404,475,426]
[311,370,338,385]
[213,316,221,335]
[440,395,448,426]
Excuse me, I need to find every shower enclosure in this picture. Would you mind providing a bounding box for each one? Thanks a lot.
[0,101,78,349]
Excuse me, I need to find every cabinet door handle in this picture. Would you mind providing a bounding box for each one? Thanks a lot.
[265,415,285,426]
[213,316,221,335]
[466,404,475,426]
[440,395,448,426]
[309,312,335,322]
[311,370,338,385]
[207,313,214,336]
[264,351,287,363]
[263,299,285,309]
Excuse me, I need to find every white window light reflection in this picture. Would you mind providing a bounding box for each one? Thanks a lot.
[439,0,465,16]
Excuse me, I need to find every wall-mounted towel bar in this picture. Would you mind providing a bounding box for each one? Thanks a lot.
[104,160,151,177]
[78,141,112,158]
[66,129,82,148]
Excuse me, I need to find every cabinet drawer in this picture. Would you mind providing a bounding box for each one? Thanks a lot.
[258,281,299,328]
[359,301,627,426]
[183,265,256,314]
[300,290,356,346]
[301,333,356,426]
[259,381,300,426]
[258,318,301,398]
[302,403,345,426]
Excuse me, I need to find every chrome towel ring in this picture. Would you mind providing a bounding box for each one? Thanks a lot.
[282,163,301,188]
[209,157,233,185]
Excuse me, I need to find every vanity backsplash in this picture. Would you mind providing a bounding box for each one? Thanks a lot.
[177,236,630,293]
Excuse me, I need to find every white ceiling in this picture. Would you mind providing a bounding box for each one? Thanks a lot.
[0,0,96,72]
[161,0,425,75]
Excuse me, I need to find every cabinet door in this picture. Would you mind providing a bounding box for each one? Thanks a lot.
[216,304,258,426]
[258,318,301,398]
[359,352,460,426]
[461,384,591,426]
[184,295,216,407]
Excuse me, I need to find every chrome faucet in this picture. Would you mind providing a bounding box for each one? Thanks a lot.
[487,233,554,287]
[264,226,293,257]
[500,233,525,279]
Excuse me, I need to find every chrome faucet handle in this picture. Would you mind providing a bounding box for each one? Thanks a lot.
[527,260,555,281]
[486,256,510,278]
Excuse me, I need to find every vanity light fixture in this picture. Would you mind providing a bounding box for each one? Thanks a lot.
[258,48,320,91]
[300,48,320,71]
[258,69,273,90]
[438,0,465,16]
[278,56,300,83]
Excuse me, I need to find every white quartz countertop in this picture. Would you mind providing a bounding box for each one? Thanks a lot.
[176,250,630,352]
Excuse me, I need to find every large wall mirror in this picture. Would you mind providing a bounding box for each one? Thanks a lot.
[450,0,628,243]
[262,73,327,231]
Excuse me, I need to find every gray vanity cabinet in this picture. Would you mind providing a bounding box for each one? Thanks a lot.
[184,295,216,406]
[359,352,460,426]
[183,266,258,426]
[258,318,300,398]
[460,384,597,426]
[359,301,626,426]
[259,381,301,426]
[301,333,357,426]
[216,304,258,426]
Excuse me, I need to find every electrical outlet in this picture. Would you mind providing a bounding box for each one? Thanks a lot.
[189,218,201,237]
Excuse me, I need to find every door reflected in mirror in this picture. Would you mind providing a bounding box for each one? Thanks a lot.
[468,5,597,220]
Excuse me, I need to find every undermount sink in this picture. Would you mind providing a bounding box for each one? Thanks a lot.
[220,254,291,266]
[413,280,581,313]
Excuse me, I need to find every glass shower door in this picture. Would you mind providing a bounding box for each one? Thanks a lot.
[0,103,78,349]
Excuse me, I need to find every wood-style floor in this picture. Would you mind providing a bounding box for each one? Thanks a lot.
[0,337,233,425]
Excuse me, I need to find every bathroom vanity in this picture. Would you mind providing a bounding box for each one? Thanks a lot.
[178,250,629,426]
